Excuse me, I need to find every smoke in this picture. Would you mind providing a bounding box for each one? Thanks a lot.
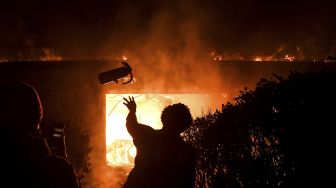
[1,1,336,187]
[1,0,335,61]
[106,1,227,93]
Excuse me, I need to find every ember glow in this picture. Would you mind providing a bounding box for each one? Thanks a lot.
[39,48,63,61]
[253,57,263,62]
[213,45,304,62]
[106,93,225,167]
[284,55,295,62]
[252,54,297,62]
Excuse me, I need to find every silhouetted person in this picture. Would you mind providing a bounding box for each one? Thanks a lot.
[0,81,79,188]
[122,96,196,188]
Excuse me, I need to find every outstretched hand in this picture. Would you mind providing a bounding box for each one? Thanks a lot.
[123,96,136,113]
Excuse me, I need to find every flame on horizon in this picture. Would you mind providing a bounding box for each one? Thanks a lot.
[39,48,63,61]
[211,46,305,62]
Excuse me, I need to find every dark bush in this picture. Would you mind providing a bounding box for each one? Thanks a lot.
[184,70,336,187]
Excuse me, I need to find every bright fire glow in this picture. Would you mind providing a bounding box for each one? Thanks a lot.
[284,54,295,62]
[106,94,226,167]
[254,57,263,62]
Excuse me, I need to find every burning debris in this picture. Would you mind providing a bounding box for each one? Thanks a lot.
[212,46,305,62]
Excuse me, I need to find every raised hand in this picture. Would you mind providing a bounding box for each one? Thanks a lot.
[123,96,136,113]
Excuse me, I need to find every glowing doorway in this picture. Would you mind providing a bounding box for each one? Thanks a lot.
[106,94,225,167]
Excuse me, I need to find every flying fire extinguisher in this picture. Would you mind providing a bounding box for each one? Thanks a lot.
[98,61,134,84]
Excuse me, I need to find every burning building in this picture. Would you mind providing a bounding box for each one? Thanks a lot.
[0,59,335,187]
[105,93,225,167]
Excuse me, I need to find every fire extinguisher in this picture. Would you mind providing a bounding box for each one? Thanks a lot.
[98,61,134,84]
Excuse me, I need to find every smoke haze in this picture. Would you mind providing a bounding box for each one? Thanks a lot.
[1,1,336,187]
[1,0,335,61]
[2,0,334,117]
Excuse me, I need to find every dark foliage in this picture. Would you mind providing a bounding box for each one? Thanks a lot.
[64,119,93,187]
[184,70,336,187]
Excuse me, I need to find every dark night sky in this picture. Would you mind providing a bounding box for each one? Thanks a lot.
[1,0,335,61]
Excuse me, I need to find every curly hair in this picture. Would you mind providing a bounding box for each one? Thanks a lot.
[160,103,193,133]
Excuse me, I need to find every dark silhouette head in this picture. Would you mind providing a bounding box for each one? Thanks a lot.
[161,103,193,135]
[0,81,43,134]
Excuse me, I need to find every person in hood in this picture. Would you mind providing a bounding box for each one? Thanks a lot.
[0,81,79,188]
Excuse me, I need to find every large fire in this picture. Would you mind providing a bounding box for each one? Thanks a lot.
[106,93,225,167]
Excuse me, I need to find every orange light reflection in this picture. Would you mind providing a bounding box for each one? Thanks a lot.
[106,94,225,167]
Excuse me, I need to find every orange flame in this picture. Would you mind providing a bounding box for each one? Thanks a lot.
[253,57,263,62]
[39,48,63,61]
[106,94,226,167]
[284,54,295,62]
